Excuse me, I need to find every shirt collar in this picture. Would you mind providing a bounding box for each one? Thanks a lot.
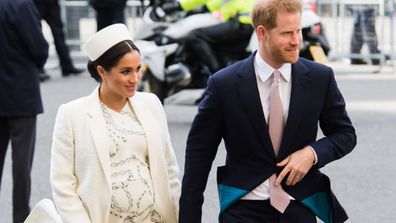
[254,51,291,83]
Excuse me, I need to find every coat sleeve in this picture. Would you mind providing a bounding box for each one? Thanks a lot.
[154,96,181,220]
[50,105,92,223]
[179,76,224,223]
[310,68,357,168]
[13,0,48,68]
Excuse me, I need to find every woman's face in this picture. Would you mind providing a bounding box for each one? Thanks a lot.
[98,50,142,100]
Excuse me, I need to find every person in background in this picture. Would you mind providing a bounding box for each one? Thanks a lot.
[179,0,356,222]
[89,0,127,31]
[0,0,49,222]
[161,0,254,75]
[33,0,84,80]
[50,24,180,223]
[350,5,388,65]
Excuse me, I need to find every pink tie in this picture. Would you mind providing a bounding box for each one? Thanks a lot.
[268,70,290,213]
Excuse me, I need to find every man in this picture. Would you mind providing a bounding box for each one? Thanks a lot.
[33,0,83,78]
[0,0,48,222]
[179,0,357,223]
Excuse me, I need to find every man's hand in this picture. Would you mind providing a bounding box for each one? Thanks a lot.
[275,146,316,186]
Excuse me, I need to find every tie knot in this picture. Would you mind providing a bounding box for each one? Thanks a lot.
[272,70,281,87]
[273,70,281,82]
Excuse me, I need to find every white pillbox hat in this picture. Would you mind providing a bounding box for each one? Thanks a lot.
[82,23,133,61]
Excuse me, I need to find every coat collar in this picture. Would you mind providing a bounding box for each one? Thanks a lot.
[84,87,175,221]
[85,87,112,187]
[84,87,160,187]
[236,52,311,160]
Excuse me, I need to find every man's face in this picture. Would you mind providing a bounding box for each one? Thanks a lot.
[261,11,302,68]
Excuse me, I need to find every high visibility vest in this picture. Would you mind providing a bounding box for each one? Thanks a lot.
[179,0,254,24]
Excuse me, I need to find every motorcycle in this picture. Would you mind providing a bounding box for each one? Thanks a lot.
[134,6,253,103]
[134,3,330,103]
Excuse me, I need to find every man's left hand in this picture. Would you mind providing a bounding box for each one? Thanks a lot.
[275,146,315,186]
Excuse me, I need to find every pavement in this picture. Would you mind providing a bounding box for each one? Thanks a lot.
[0,59,396,223]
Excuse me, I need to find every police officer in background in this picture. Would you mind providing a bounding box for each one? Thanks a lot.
[161,0,255,74]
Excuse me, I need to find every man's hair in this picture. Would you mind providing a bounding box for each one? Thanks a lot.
[251,0,302,30]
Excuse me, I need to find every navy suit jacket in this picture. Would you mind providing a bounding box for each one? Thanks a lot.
[0,0,48,117]
[179,52,357,223]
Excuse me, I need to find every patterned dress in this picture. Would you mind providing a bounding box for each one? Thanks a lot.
[101,101,165,223]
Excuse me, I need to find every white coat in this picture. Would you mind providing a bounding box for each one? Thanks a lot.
[50,87,180,223]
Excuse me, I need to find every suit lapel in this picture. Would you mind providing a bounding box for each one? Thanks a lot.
[128,94,165,177]
[236,56,312,159]
[236,53,275,157]
[129,93,161,164]
[130,94,176,222]
[280,59,311,158]
[86,87,112,188]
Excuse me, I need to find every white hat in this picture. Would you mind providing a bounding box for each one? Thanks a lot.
[82,23,133,61]
[24,199,62,223]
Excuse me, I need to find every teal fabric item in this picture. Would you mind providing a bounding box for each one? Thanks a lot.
[217,184,249,213]
[301,192,333,223]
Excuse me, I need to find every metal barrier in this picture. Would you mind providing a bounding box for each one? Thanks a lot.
[56,0,146,61]
[315,0,395,70]
[57,0,395,72]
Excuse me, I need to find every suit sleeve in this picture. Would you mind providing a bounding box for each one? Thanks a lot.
[50,105,91,223]
[13,0,48,68]
[310,68,357,168]
[179,76,224,223]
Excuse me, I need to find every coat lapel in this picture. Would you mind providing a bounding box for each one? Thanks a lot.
[85,89,175,222]
[85,88,163,190]
[86,87,112,189]
[128,93,164,167]
[280,59,311,158]
[129,93,177,223]
[236,53,276,158]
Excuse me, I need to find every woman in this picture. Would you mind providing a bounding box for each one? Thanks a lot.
[50,24,180,223]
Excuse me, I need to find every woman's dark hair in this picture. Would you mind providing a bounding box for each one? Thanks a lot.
[87,40,140,82]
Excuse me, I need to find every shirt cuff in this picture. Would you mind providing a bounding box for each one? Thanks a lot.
[308,145,318,165]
